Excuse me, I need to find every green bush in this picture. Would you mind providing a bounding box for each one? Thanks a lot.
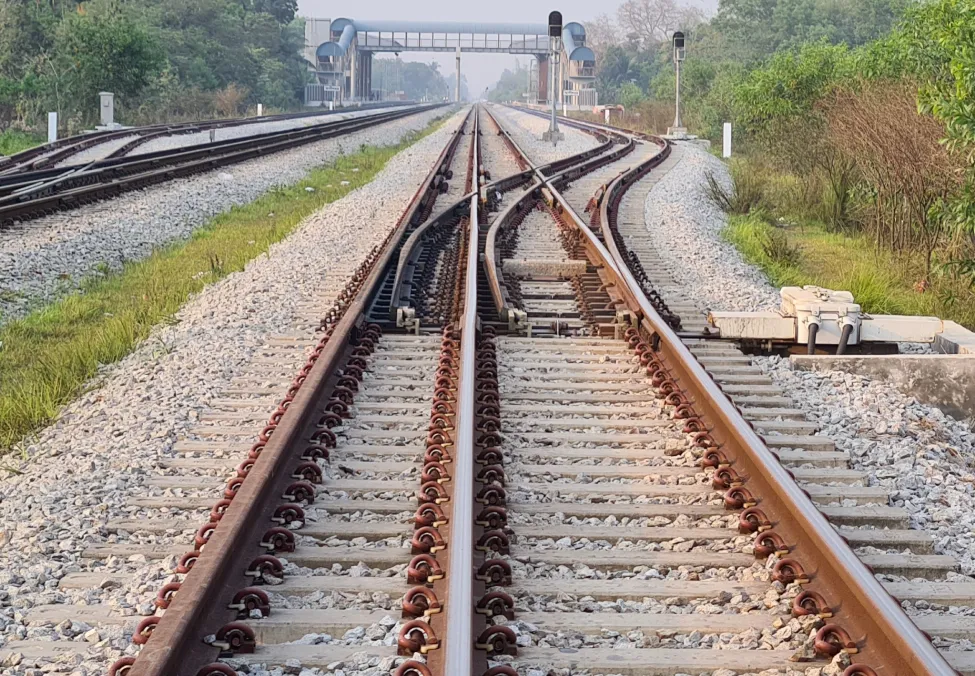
[705,160,765,215]
[0,129,44,155]
[761,226,802,266]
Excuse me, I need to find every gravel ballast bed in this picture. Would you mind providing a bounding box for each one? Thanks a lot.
[0,109,466,674]
[129,107,408,158]
[0,106,447,324]
[757,357,975,574]
[55,108,413,168]
[642,142,779,313]
[488,105,599,166]
[640,140,975,578]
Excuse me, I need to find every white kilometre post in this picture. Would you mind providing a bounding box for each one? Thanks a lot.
[257,103,263,117]
[723,122,732,158]
[47,112,57,143]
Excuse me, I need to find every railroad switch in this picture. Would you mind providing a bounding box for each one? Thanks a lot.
[708,285,975,354]
[397,307,421,335]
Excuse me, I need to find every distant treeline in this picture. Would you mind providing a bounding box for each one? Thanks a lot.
[0,0,313,132]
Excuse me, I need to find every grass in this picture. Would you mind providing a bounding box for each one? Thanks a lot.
[0,128,45,155]
[723,214,975,325]
[0,118,445,453]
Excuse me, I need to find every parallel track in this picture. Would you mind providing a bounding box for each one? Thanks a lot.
[17,104,970,676]
[0,102,417,175]
[0,104,442,228]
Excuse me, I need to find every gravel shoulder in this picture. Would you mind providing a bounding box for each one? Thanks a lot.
[758,357,975,574]
[640,140,975,576]
[642,142,780,313]
[0,106,447,325]
[0,109,467,673]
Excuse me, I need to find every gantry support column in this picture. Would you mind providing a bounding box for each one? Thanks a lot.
[455,47,462,102]
[537,55,549,105]
[363,52,373,101]
[349,50,356,100]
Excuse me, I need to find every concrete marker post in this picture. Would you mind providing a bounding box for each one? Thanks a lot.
[47,112,58,143]
[723,122,732,158]
[99,91,114,127]
[257,103,263,117]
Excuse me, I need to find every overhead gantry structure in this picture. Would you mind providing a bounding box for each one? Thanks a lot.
[306,18,596,108]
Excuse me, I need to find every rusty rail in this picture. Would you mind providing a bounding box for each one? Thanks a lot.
[440,106,480,676]
[124,110,470,676]
[588,143,955,675]
[486,104,957,676]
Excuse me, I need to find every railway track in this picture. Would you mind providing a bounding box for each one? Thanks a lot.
[0,104,441,228]
[8,103,973,676]
[0,102,417,175]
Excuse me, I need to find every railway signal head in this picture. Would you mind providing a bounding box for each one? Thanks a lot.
[548,11,563,37]
[673,31,686,62]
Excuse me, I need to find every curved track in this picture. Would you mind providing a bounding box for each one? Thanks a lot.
[15,104,972,676]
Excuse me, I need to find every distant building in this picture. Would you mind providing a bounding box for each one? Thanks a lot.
[304,17,331,66]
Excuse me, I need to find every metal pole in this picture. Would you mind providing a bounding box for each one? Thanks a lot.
[543,37,563,144]
[551,48,558,131]
[456,46,462,102]
[673,58,682,129]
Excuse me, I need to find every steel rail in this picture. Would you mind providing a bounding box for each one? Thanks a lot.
[439,106,480,676]
[396,105,536,326]
[479,104,630,322]
[0,105,444,226]
[389,198,472,319]
[0,106,430,195]
[125,111,467,676]
[482,177,542,320]
[591,142,956,675]
[100,102,419,162]
[506,102,652,142]
[483,103,956,674]
[386,107,476,321]
[0,101,417,174]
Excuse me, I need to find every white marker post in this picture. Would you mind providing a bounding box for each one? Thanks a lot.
[47,112,57,143]
[722,122,732,158]
[257,103,263,117]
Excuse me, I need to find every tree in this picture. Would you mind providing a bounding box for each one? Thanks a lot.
[617,0,703,50]
[583,13,621,63]
[618,81,647,108]
[707,0,910,64]
[488,61,530,103]
[253,0,297,24]
[56,4,164,105]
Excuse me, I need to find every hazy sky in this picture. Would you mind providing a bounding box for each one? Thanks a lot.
[297,0,717,95]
